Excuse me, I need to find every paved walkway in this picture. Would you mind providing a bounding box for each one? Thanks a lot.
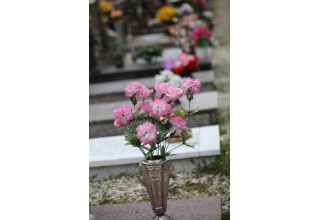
[90,196,221,220]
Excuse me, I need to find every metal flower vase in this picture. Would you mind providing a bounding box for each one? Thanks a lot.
[139,158,172,220]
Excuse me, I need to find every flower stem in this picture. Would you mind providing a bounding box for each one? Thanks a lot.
[168,143,184,153]
[188,100,191,128]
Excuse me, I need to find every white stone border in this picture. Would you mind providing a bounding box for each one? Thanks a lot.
[89,125,220,168]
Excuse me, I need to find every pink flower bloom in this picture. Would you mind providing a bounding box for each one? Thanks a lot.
[154,82,171,99]
[135,101,150,113]
[125,82,153,101]
[113,105,134,127]
[149,99,172,118]
[139,87,153,100]
[166,86,183,101]
[136,122,157,145]
[192,25,212,44]
[180,53,189,66]
[169,116,187,134]
[181,77,201,95]
[180,38,187,44]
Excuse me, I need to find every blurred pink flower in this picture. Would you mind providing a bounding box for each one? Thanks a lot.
[166,87,183,101]
[180,53,189,66]
[180,38,187,44]
[125,82,153,101]
[114,105,134,127]
[155,82,171,99]
[136,122,157,145]
[169,116,186,134]
[192,25,212,44]
[181,77,201,95]
[149,99,172,118]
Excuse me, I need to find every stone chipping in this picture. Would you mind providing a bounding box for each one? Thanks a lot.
[90,173,230,211]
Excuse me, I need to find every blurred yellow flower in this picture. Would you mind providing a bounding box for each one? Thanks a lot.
[156,6,177,23]
[100,1,112,13]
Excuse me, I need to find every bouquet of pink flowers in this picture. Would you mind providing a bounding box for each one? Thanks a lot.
[168,14,214,51]
[113,78,201,160]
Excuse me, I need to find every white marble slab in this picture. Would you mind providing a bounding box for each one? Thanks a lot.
[90,70,214,96]
[89,91,218,123]
[89,125,220,167]
[128,33,175,48]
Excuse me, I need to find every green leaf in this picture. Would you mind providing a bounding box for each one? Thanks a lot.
[145,152,152,160]
[181,132,186,143]
[184,143,195,148]
[161,146,166,156]
[156,131,165,142]
[130,139,141,147]
[190,107,199,116]
[133,108,141,118]
[140,145,150,151]
[150,143,157,151]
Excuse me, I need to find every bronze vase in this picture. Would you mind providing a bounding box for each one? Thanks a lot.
[139,158,172,220]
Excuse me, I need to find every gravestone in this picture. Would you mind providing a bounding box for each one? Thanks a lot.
[89,70,216,104]
[90,125,220,179]
[90,47,213,83]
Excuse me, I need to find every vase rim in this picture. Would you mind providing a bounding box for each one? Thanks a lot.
[141,157,168,165]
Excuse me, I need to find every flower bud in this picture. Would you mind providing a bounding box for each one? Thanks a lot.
[130,95,137,106]
[187,88,193,101]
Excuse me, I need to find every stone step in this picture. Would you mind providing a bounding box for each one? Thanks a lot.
[89,196,221,220]
[89,70,216,104]
[90,125,220,179]
[126,33,175,49]
[90,47,213,83]
[89,91,218,138]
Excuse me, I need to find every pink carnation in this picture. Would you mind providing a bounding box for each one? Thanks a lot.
[125,82,153,101]
[149,99,172,118]
[166,87,183,101]
[113,105,134,127]
[136,122,157,145]
[169,116,187,134]
[181,77,201,95]
[135,101,150,113]
[154,82,171,99]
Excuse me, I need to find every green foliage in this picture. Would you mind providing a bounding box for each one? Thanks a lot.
[136,45,162,63]
[222,210,230,220]
[196,37,212,47]
[194,139,230,176]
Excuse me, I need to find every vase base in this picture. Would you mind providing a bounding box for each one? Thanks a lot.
[152,214,172,220]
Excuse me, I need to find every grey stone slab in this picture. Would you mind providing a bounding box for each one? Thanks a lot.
[127,33,175,48]
[89,91,218,123]
[89,70,214,97]
[89,125,220,168]
[91,48,212,83]
[89,196,221,220]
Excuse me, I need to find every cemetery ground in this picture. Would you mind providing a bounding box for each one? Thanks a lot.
[89,0,230,218]
[89,40,230,219]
